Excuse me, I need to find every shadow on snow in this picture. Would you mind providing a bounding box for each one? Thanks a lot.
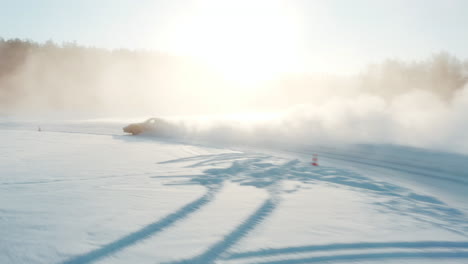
[226,241,468,260]
[60,151,468,264]
[60,186,220,264]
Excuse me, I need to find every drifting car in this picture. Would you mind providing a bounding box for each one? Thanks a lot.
[123,117,180,137]
[123,118,162,135]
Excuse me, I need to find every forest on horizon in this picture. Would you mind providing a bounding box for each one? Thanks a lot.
[1,37,468,115]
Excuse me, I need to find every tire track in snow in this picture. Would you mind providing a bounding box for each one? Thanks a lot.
[0,172,157,186]
[3,127,120,137]
[46,130,120,137]
[59,185,221,264]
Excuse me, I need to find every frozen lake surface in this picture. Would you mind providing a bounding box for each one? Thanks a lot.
[1,120,468,264]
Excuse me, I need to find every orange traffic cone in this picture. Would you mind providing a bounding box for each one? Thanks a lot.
[312,153,319,166]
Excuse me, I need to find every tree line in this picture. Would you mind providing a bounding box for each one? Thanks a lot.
[1,37,467,114]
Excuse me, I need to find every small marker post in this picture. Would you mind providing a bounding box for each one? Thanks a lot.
[312,153,319,166]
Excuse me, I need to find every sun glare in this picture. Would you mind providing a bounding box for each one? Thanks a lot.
[161,0,305,86]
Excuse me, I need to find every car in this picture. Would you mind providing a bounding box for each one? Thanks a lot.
[123,117,180,136]
[123,118,162,135]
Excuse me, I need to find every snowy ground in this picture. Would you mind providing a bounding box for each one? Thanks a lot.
[1,120,468,264]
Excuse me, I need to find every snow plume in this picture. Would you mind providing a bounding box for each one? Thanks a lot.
[2,39,468,154]
[145,53,468,154]
[279,86,468,153]
[158,84,468,155]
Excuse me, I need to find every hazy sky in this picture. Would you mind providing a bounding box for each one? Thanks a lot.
[1,0,467,74]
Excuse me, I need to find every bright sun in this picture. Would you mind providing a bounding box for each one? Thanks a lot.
[161,0,305,86]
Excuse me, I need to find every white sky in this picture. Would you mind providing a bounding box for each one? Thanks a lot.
[1,0,467,74]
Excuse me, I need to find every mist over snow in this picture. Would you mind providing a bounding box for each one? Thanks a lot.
[3,2,468,263]
[149,83,468,155]
[1,39,468,154]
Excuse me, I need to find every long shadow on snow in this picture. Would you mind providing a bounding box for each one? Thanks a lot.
[65,151,466,264]
[302,148,468,186]
[161,155,288,264]
[252,251,468,264]
[164,154,468,240]
[59,186,220,264]
[226,241,468,260]
[167,198,278,264]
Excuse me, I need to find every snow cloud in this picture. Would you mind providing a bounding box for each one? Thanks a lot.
[160,84,468,155]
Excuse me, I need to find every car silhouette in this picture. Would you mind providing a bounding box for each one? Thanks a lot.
[123,118,162,135]
[123,118,180,137]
